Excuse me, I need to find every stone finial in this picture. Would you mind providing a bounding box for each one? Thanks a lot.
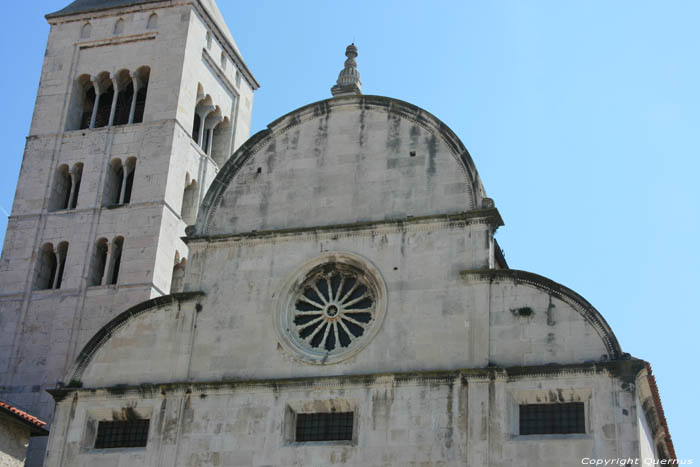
[331,44,362,97]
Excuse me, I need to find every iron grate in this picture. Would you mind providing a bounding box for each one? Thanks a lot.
[295,412,353,442]
[94,419,150,449]
[519,402,585,435]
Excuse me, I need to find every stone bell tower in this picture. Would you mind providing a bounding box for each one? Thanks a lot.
[0,0,258,463]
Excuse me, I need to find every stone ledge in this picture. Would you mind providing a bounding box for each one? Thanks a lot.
[48,359,648,402]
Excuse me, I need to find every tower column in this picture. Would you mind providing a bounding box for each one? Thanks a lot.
[128,72,141,124]
[108,73,120,126]
[89,76,102,128]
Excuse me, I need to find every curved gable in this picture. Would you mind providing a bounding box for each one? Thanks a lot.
[68,292,204,386]
[462,269,623,364]
[194,95,487,236]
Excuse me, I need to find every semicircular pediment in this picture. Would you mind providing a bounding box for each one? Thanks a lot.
[194,95,487,237]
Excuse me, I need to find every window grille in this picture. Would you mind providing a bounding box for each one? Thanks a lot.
[94,419,149,448]
[519,402,585,435]
[295,412,353,442]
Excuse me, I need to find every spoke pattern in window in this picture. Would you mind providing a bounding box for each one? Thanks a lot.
[292,265,375,353]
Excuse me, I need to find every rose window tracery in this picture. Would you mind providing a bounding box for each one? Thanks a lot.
[292,264,375,352]
[275,254,387,365]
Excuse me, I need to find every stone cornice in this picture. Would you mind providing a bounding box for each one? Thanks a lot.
[183,209,504,247]
[49,359,647,402]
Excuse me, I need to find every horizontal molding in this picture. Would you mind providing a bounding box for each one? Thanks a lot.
[50,359,647,402]
[185,209,503,247]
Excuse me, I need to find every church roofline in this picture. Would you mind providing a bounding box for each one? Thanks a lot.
[195,94,489,237]
[46,0,164,18]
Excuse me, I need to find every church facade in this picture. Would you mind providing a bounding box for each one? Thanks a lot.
[0,1,675,466]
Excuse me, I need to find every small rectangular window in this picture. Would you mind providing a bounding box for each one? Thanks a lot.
[519,402,585,435]
[94,419,149,448]
[295,412,353,442]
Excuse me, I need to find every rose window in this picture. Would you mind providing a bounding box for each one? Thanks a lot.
[292,264,375,352]
[275,254,387,364]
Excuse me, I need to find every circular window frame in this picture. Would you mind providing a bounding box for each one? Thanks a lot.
[274,252,387,365]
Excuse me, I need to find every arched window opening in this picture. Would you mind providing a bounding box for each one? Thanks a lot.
[94,73,114,128]
[69,75,96,131]
[103,159,123,206]
[107,236,124,285]
[181,176,198,225]
[80,86,96,129]
[80,22,92,39]
[235,70,241,88]
[34,243,57,290]
[192,114,201,144]
[194,94,214,150]
[54,242,69,289]
[192,84,205,143]
[89,238,108,286]
[220,52,227,70]
[69,163,84,209]
[147,13,158,30]
[123,157,137,204]
[112,70,133,126]
[171,256,186,294]
[114,18,125,35]
[206,32,212,49]
[49,165,71,212]
[132,66,150,124]
[211,117,231,168]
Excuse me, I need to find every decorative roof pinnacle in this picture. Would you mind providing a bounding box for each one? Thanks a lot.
[331,43,362,97]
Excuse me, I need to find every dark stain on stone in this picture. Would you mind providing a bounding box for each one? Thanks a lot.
[546,296,556,326]
[155,398,167,437]
[458,380,468,459]
[314,111,330,167]
[290,128,300,150]
[386,113,401,154]
[444,381,454,449]
[265,139,277,173]
[425,134,438,176]
[359,108,366,148]
[371,387,395,430]
[409,124,420,149]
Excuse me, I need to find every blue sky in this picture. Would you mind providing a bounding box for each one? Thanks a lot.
[1,0,698,459]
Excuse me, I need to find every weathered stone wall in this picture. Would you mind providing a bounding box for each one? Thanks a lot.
[199,97,484,236]
[0,416,29,467]
[44,369,642,467]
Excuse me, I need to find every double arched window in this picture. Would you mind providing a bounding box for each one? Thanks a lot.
[34,242,69,290]
[89,237,124,286]
[103,157,137,207]
[49,163,83,211]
